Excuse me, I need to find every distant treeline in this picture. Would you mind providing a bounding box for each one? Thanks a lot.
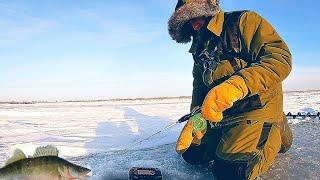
[0,101,51,104]
[64,96,192,102]
[1,89,320,104]
[0,96,192,104]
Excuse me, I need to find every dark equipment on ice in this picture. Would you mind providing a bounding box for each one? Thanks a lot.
[286,112,320,119]
[129,167,162,180]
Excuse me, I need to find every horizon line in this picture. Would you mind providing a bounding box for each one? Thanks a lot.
[1,89,319,104]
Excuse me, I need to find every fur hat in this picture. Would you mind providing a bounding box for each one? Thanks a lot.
[168,0,220,43]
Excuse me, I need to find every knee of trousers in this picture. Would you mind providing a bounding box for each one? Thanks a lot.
[182,143,216,165]
[212,157,255,180]
[213,123,282,179]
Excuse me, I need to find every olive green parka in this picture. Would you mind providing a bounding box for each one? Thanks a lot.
[190,10,292,123]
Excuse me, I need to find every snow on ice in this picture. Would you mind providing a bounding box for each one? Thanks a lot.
[0,91,319,179]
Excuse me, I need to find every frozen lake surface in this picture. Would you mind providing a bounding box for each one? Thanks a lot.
[0,91,320,179]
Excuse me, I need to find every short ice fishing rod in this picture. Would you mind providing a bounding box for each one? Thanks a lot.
[123,107,202,152]
[123,109,320,151]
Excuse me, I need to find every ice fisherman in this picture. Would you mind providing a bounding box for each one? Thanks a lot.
[168,0,293,179]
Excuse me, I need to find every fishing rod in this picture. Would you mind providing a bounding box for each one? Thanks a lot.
[122,109,319,152]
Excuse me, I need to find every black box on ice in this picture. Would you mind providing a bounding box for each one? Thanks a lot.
[129,167,162,180]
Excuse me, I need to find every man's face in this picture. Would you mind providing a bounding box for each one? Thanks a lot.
[190,17,206,31]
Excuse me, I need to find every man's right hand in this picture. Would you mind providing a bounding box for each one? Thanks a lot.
[176,119,207,154]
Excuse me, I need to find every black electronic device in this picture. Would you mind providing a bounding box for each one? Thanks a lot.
[129,167,162,180]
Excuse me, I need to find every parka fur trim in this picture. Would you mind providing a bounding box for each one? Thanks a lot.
[168,0,220,43]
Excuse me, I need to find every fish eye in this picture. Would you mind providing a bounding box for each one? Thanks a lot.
[70,168,79,177]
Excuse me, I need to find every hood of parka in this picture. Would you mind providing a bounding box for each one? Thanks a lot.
[168,0,221,43]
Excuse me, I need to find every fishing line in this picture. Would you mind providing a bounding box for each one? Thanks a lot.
[115,110,319,155]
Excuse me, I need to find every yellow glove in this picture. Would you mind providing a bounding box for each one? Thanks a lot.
[176,119,207,154]
[201,75,249,122]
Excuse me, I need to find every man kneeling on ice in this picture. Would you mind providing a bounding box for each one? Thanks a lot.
[168,0,293,179]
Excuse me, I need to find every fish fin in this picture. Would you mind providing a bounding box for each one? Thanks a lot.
[5,149,26,165]
[33,145,59,157]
